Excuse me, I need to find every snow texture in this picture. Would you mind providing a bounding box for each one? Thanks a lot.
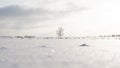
[0,39,120,68]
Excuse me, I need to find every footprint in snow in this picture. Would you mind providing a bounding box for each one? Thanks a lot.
[35,45,48,48]
[0,47,8,50]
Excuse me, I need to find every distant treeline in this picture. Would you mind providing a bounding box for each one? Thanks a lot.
[0,35,120,39]
[100,35,120,37]
[0,35,36,39]
[0,35,94,39]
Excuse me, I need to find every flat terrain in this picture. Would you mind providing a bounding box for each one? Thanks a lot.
[0,39,120,68]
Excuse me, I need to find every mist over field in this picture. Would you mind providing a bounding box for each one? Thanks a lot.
[0,0,120,68]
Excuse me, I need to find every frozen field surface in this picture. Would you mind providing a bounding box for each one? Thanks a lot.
[0,39,120,68]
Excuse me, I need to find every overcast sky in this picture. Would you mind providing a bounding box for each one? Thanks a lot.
[0,0,119,36]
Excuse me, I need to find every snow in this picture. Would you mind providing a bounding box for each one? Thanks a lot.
[0,38,120,68]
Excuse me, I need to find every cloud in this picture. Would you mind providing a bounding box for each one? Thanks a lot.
[0,4,87,18]
[0,5,29,17]
[0,0,89,36]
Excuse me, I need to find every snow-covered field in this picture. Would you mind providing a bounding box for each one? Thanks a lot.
[0,38,120,68]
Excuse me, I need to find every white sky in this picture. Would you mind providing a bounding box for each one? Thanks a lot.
[0,0,120,36]
[96,0,120,35]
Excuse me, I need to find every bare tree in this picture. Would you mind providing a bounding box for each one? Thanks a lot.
[56,27,64,38]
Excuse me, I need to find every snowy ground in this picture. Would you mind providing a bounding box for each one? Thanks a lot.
[0,38,120,68]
